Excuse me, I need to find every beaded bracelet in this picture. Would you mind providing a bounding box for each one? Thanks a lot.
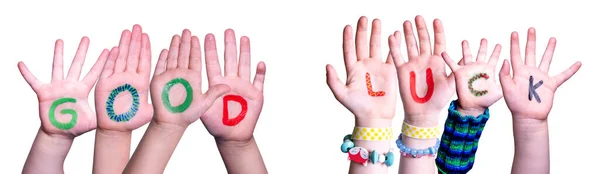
[396,133,441,158]
[340,134,395,167]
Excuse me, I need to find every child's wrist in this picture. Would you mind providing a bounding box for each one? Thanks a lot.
[96,128,133,139]
[216,136,255,150]
[456,104,487,117]
[512,118,548,135]
[399,134,438,150]
[38,128,74,146]
[352,140,392,155]
[354,118,393,127]
[150,119,188,133]
[403,113,439,127]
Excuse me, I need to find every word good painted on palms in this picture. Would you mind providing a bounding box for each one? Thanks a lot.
[409,68,434,103]
[222,95,248,126]
[49,98,78,130]
[468,73,489,97]
[106,83,140,122]
[162,78,193,113]
[528,75,543,103]
[365,72,385,97]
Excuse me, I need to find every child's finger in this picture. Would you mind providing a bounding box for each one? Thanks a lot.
[498,59,515,92]
[153,49,169,76]
[66,37,90,81]
[18,62,41,91]
[52,39,64,82]
[388,32,405,67]
[441,52,460,72]
[82,49,109,89]
[326,64,347,102]
[199,84,231,113]
[252,61,266,92]
[553,61,582,88]
[100,47,119,79]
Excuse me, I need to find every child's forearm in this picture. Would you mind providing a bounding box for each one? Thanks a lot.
[23,129,74,174]
[399,114,439,174]
[217,137,267,174]
[93,129,132,174]
[123,121,186,174]
[511,118,549,174]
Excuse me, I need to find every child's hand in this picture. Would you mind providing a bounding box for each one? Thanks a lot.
[150,29,230,127]
[199,29,266,142]
[94,25,153,131]
[326,16,398,127]
[499,28,581,120]
[18,37,108,136]
[441,39,503,113]
[388,16,455,126]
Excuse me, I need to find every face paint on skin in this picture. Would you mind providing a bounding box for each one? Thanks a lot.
[468,73,490,97]
[528,75,543,103]
[106,83,140,122]
[161,78,193,113]
[409,68,434,103]
[222,95,248,126]
[365,72,385,97]
[49,98,77,130]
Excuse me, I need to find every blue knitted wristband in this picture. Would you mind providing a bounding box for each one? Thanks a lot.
[435,100,490,174]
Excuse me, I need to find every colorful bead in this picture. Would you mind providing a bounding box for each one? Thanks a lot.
[343,134,352,142]
[385,151,395,166]
[340,140,355,153]
[348,147,369,166]
[341,134,395,167]
[378,154,386,163]
[369,150,379,164]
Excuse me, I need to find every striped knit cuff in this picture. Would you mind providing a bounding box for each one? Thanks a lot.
[435,100,490,174]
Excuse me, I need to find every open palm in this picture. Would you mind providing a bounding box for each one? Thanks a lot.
[326,17,398,126]
[499,28,581,120]
[18,37,108,136]
[441,39,503,111]
[95,25,153,131]
[200,29,266,141]
[388,16,455,126]
[151,29,230,126]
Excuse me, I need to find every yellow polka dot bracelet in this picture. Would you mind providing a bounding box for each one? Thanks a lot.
[401,122,440,139]
[351,127,393,141]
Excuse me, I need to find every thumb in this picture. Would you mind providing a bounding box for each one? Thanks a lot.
[446,72,456,91]
[326,64,347,101]
[200,84,231,111]
[498,59,515,92]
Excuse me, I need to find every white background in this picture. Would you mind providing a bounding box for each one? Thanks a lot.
[0,0,597,173]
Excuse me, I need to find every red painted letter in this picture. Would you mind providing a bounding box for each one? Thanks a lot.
[366,73,385,96]
[409,68,434,103]
[222,95,248,126]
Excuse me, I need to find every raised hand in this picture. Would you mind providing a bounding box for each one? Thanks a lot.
[95,25,153,131]
[441,39,503,112]
[150,29,230,127]
[200,29,266,142]
[326,16,398,127]
[388,16,455,126]
[18,37,108,136]
[499,28,581,120]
